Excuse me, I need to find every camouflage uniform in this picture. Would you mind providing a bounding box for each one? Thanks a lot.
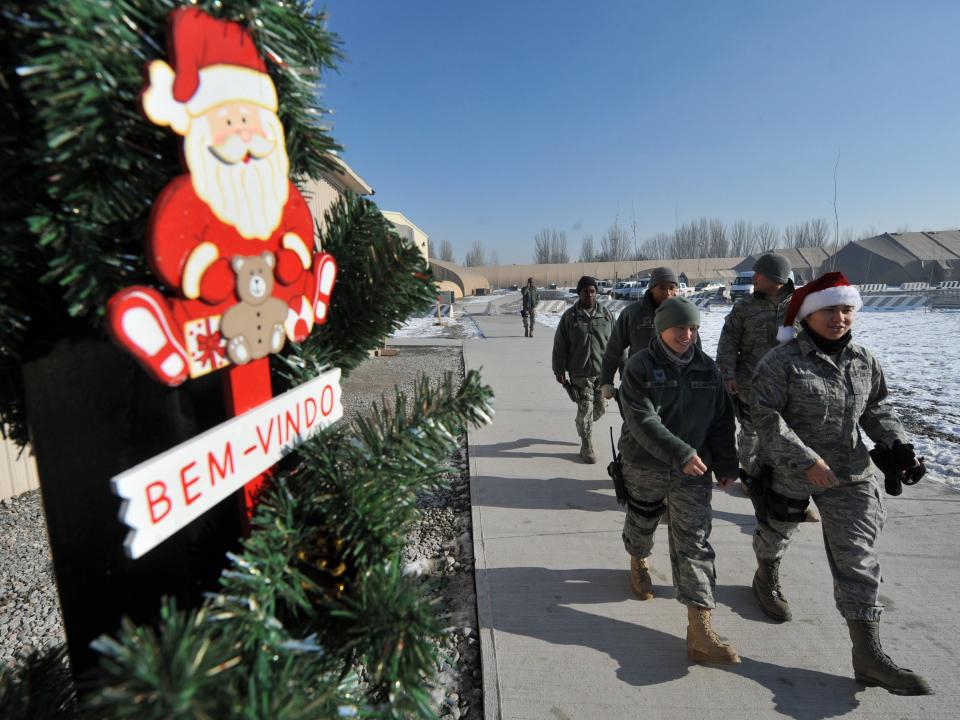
[521,285,539,336]
[552,301,614,445]
[599,290,658,386]
[751,330,906,621]
[618,339,737,608]
[715,284,793,471]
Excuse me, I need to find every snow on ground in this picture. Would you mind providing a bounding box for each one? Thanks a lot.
[391,309,483,339]
[538,303,960,490]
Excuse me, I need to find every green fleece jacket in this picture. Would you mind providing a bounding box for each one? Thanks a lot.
[617,339,737,476]
[551,301,615,378]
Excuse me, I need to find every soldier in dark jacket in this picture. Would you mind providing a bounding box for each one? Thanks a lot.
[750,272,931,695]
[520,277,539,337]
[599,266,679,400]
[617,296,740,664]
[552,276,614,462]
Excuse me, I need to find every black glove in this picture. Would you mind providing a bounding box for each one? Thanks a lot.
[870,440,926,496]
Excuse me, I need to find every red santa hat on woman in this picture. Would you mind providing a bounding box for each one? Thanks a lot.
[777,271,862,343]
[142,8,278,135]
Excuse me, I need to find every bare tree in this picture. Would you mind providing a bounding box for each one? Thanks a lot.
[439,239,455,262]
[427,238,436,259]
[707,218,729,257]
[808,218,831,246]
[599,221,631,262]
[756,222,779,251]
[550,231,569,263]
[464,239,486,267]
[534,229,551,264]
[729,219,757,257]
[533,228,569,263]
[489,249,500,266]
[579,234,597,262]
[641,232,672,260]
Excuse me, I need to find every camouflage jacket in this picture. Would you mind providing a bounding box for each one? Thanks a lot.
[715,284,793,403]
[521,286,539,311]
[751,330,906,497]
[617,339,737,476]
[552,301,614,378]
[599,291,658,386]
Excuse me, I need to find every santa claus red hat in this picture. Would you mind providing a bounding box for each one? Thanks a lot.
[142,8,278,135]
[777,271,862,343]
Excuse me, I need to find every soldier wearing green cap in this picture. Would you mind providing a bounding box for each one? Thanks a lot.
[552,276,614,462]
[617,296,741,664]
[716,252,799,480]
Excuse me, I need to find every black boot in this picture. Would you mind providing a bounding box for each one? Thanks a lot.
[847,619,932,696]
[752,558,791,622]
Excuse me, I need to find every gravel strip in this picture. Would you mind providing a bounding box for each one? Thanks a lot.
[1,345,481,719]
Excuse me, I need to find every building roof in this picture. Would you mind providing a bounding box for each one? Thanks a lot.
[734,246,831,273]
[381,211,427,239]
[846,231,960,266]
[323,154,374,195]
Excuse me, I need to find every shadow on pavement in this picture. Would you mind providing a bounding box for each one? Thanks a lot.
[485,566,862,720]
[474,475,619,512]
[470,437,579,458]
[712,508,756,536]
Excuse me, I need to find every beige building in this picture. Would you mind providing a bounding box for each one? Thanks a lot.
[382,211,430,265]
[472,257,746,289]
[429,259,491,298]
[299,154,374,240]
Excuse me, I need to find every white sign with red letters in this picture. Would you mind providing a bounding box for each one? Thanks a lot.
[113,368,343,559]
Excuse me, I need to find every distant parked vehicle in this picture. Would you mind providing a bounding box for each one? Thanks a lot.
[612,281,636,299]
[618,279,650,301]
[676,282,695,298]
[695,281,722,293]
[596,279,614,295]
[729,271,754,300]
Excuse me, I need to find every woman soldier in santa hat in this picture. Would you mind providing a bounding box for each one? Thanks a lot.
[749,271,931,695]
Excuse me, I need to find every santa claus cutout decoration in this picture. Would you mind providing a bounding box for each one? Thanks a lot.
[107,7,337,386]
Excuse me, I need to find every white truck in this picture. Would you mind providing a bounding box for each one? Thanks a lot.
[729,271,754,300]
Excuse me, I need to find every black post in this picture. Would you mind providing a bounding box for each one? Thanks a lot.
[22,337,243,678]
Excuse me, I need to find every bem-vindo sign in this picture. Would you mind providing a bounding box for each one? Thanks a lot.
[104,7,343,551]
[114,368,343,559]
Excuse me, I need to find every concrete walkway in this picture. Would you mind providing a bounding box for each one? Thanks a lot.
[464,313,959,720]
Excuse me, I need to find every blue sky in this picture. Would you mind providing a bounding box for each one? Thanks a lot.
[320,1,960,264]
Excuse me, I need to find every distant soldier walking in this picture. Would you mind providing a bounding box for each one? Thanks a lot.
[521,277,539,337]
[599,266,679,400]
[617,296,740,664]
[750,272,931,695]
[552,276,614,463]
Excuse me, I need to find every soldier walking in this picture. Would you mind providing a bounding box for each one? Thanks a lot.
[599,266,679,400]
[750,272,931,695]
[552,276,614,463]
[715,252,795,473]
[520,277,539,337]
[618,296,741,664]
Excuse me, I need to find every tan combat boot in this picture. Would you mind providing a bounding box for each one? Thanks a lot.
[630,556,653,600]
[686,606,741,664]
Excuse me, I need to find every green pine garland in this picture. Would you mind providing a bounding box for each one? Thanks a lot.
[0,1,494,717]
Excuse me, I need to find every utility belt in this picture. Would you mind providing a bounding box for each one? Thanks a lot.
[740,466,810,524]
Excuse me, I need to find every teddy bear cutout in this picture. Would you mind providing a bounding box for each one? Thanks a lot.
[220,252,288,365]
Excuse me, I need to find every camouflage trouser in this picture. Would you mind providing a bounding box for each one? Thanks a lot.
[522,310,536,334]
[622,463,716,609]
[734,394,760,473]
[753,479,886,621]
[571,375,604,439]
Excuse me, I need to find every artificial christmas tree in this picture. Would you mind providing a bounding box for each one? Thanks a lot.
[0,2,492,718]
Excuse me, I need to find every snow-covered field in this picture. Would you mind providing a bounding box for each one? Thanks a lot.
[391,308,484,339]
[543,303,960,489]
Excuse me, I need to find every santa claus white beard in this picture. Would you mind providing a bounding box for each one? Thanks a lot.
[184,109,290,240]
